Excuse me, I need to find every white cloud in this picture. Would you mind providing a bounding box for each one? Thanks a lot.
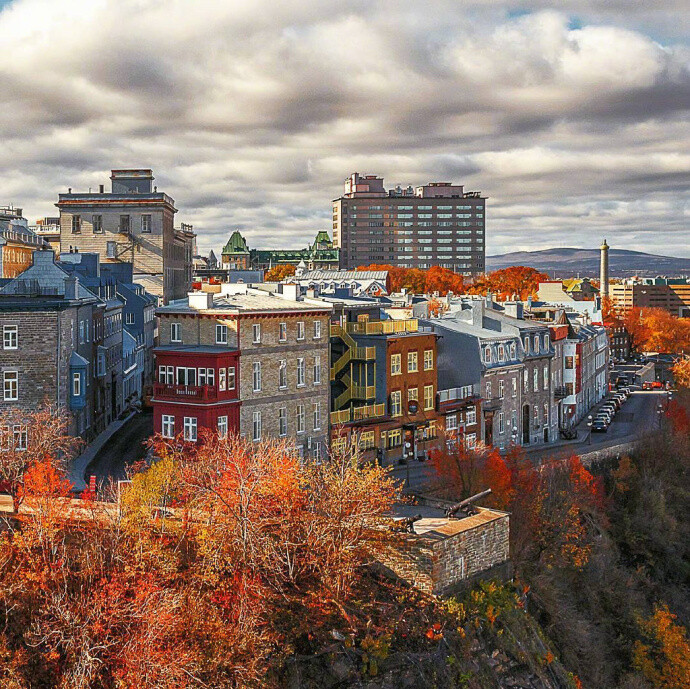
[0,1,689,258]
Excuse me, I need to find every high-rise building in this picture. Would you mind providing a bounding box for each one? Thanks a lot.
[332,173,486,275]
[56,169,195,303]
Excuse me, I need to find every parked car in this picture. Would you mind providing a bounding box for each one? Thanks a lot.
[591,420,608,433]
[601,403,617,416]
[643,381,664,390]
[595,412,613,425]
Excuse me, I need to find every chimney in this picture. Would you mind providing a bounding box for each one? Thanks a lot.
[68,188,72,194]
[471,300,485,328]
[99,184,104,193]
[280,283,300,302]
[188,291,214,310]
[64,276,79,300]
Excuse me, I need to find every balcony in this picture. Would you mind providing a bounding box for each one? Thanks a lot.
[482,397,503,412]
[330,409,352,425]
[153,383,219,402]
[343,319,418,336]
[554,386,569,400]
[352,403,386,421]
[438,386,476,405]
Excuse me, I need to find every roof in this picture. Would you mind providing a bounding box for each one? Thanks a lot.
[221,231,249,255]
[155,345,238,354]
[429,316,518,342]
[391,505,508,540]
[298,270,388,281]
[158,290,331,315]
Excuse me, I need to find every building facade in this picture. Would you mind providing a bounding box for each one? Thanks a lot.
[56,169,195,303]
[333,172,485,275]
[610,278,690,317]
[0,206,46,278]
[155,286,331,458]
[329,316,439,465]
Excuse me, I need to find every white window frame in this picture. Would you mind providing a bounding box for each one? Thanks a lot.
[170,322,181,343]
[313,402,321,431]
[278,407,287,437]
[162,415,175,439]
[219,367,226,391]
[296,321,305,341]
[184,417,197,442]
[217,415,228,439]
[3,325,18,350]
[216,324,228,345]
[279,322,287,342]
[296,358,305,387]
[313,320,322,339]
[72,372,81,397]
[279,360,287,389]
[227,366,236,390]
[252,362,262,392]
[252,323,261,344]
[296,405,305,434]
[313,356,321,385]
[252,412,262,442]
[3,371,18,401]
[466,408,477,425]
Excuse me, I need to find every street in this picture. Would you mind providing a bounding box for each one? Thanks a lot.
[85,411,154,483]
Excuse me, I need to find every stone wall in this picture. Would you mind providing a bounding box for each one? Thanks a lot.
[378,511,510,596]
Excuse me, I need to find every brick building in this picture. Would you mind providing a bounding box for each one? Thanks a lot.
[56,169,195,303]
[330,317,440,465]
[610,278,690,317]
[155,285,331,458]
[333,172,485,275]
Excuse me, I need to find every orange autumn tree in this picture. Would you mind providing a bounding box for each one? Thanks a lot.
[673,355,690,388]
[357,264,464,295]
[468,266,549,300]
[265,263,296,282]
[633,604,690,689]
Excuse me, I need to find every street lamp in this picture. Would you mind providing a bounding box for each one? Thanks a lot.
[657,403,663,428]
[587,415,593,445]
[510,425,518,446]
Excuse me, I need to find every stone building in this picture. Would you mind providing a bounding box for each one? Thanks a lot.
[56,169,195,303]
[380,505,510,595]
[0,251,105,438]
[155,284,332,458]
[221,231,250,270]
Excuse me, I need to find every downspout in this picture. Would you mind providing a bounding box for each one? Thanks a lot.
[56,310,61,407]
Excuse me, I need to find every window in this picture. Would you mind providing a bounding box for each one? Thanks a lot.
[162,415,174,438]
[3,371,18,401]
[278,407,287,436]
[407,387,418,401]
[227,366,236,390]
[391,353,401,375]
[71,215,81,233]
[183,416,197,442]
[278,360,287,389]
[390,391,402,416]
[498,412,505,434]
[314,320,322,339]
[387,428,402,448]
[141,214,152,233]
[170,323,181,342]
[533,368,539,392]
[533,335,539,353]
[465,433,477,450]
[216,324,228,344]
[523,369,529,393]
[407,351,418,373]
[119,215,130,233]
[359,430,375,450]
[544,334,550,350]
[106,241,116,259]
[313,356,321,385]
[3,325,17,350]
[543,403,549,425]
[217,416,228,439]
[72,372,81,397]
[219,367,226,391]
[498,344,505,362]
[446,414,457,432]
[565,356,574,369]
[252,323,261,343]
[510,343,516,359]
[279,322,287,342]
[92,215,103,233]
[484,346,492,364]
[198,368,215,387]
[424,349,434,370]
[534,406,539,426]
[296,322,305,340]
[125,313,135,325]
[498,380,505,399]
[485,381,492,399]
[523,337,530,355]
[313,402,321,430]
[512,377,517,397]
[176,367,197,386]
[543,365,549,390]
[12,425,27,451]
[252,412,262,441]
[424,385,434,410]
[252,362,262,392]
[296,358,305,387]
[466,408,477,425]
[296,405,305,433]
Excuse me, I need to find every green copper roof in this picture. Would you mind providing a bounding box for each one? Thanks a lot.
[222,231,249,256]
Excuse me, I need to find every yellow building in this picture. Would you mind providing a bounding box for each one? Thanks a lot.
[0,206,47,278]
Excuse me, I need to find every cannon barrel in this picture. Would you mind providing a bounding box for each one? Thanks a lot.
[445,488,492,518]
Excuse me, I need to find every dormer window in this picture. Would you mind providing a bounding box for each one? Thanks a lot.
[484,346,492,363]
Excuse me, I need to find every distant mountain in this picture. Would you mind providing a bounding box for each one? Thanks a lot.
[486,248,690,278]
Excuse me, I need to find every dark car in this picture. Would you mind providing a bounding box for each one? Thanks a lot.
[591,420,608,433]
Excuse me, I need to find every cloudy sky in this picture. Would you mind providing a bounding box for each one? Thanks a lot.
[1,0,689,258]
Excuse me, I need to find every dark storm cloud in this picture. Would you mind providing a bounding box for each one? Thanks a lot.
[0,0,688,257]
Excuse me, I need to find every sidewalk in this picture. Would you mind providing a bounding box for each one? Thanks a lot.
[68,411,137,491]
